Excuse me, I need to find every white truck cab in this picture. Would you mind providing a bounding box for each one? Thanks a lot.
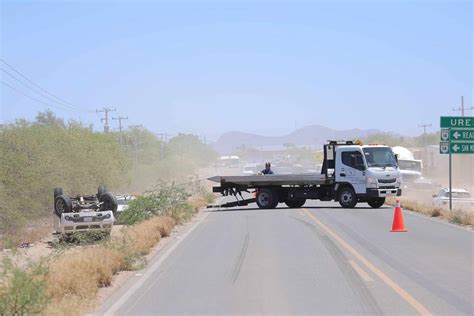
[333,144,401,207]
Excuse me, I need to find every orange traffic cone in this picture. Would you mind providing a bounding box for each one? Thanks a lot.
[390,200,407,232]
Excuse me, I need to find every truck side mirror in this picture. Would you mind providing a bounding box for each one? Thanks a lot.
[394,154,399,163]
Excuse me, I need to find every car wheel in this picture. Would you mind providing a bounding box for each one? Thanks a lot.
[54,187,63,199]
[99,192,118,215]
[98,185,108,197]
[54,195,72,217]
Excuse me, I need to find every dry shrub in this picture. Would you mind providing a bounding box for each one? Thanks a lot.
[121,216,175,257]
[155,216,176,238]
[188,195,208,212]
[445,210,473,226]
[430,207,442,217]
[124,220,161,256]
[47,247,125,300]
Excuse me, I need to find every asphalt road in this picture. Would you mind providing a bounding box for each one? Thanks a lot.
[100,199,473,315]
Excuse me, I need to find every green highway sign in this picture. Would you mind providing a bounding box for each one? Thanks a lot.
[440,128,474,141]
[440,141,474,154]
[440,116,474,128]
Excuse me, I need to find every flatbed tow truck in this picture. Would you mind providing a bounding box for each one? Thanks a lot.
[208,141,402,209]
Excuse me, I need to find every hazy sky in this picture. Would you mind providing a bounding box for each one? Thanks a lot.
[1,0,472,140]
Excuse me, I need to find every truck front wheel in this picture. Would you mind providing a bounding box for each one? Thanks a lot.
[367,198,385,208]
[256,188,278,209]
[338,187,357,208]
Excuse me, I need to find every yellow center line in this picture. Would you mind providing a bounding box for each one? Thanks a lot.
[349,260,373,282]
[302,208,432,316]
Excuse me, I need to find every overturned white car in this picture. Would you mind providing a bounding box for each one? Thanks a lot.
[53,186,117,234]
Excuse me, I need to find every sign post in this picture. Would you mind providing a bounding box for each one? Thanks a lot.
[439,116,474,210]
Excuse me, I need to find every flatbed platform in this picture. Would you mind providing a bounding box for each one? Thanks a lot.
[208,173,333,186]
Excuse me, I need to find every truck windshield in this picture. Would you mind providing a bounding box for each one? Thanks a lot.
[398,160,422,172]
[363,147,398,168]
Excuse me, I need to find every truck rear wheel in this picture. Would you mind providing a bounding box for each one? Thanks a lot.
[367,198,385,208]
[256,188,278,209]
[338,187,357,208]
[285,199,306,208]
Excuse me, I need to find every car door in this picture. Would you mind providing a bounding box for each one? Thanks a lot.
[336,149,367,194]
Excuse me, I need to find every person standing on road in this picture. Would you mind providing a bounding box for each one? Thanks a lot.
[260,162,274,175]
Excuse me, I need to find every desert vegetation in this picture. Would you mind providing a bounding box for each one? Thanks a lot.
[0,184,212,315]
[0,110,217,247]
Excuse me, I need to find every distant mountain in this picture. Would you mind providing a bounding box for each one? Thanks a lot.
[213,124,383,153]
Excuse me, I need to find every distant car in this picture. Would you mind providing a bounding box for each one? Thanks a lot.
[432,188,474,209]
[116,195,136,212]
[241,163,260,175]
[273,166,293,174]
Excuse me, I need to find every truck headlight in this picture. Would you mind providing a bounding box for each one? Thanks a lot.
[367,177,378,188]
[396,177,401,186]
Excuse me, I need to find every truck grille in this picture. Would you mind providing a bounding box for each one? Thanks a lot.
[378,179,396,184]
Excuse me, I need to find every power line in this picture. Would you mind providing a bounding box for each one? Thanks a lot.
[1,68,82,112]
[0,59,95,112]
[112,116,128,146]
[1,80,74,112]
[418,123,432,167]
[96,107,116,132]
[452,96,473,117]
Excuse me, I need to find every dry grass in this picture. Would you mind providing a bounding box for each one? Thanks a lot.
[188,195,208,212]
[1,191,207,315]
[41,215,177,314]
[122,216,174,256]
[47,247,126,300]
[386,197,474,226]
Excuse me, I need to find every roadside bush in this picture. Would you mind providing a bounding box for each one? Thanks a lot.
[0,112,130,244]
[119,183,194,225]
[0,111,217,247]
[117,196,157,225]
[0,257,49,315]
[430,207,442,217]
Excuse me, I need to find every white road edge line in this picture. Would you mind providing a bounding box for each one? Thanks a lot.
[103,211,209,315]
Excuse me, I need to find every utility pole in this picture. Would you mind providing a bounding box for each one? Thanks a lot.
[452,96,474,117]
[450,96,473,210]
[418,123,432,168]
[96,107,116,133]
[156,133,172,159]
[157,133,171,142]
[129,125,142,172]
[112,116,128,146]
